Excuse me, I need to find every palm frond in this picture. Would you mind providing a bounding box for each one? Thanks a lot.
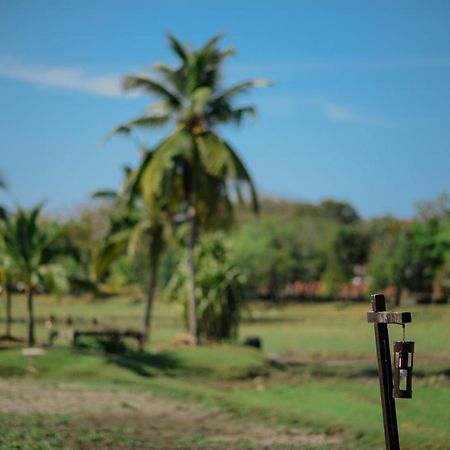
[190,87,212,114]
[167,34,189,62]
[152,63,182,90]
[202,33,225,54]
[139,127,193,209]
[123,150,154,205]
[195,132,258,212]
[212,79,271,104]
[212,106,256,126]
[122,75,181,107]
[0,172,7,190]
[95,231,129,281]
[105,114,171,140]
[37,263,68,292]
[229,106,256,125]
[218,46,236,61]
[91,190,118,200]
[0,205,7,221]
[222,139,259,213]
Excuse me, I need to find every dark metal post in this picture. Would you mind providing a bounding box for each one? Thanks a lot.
[371,294,400,450]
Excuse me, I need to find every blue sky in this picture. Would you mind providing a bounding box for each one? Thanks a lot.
[0,0,449,218]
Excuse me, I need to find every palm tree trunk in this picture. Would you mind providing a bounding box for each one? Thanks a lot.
[186,207,198,344]
[6,288,12,337]
[27,288,35,347]
[143,256,158,345]
[143,225,163,346]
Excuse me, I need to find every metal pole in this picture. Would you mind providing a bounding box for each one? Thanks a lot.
[371,294,400,450]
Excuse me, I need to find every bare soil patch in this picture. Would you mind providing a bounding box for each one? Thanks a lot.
[0,379,340,449]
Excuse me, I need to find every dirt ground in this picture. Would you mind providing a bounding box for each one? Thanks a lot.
[0,379,340,449]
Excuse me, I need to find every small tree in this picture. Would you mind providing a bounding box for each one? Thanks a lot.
[2,205,68,346]
[369,221,445,305]
[0,178,16,337]
[322,225,370,297]
[165,232,244,341]
[0,241,16,338]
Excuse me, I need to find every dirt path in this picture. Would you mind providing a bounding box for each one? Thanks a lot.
[0,379,339,449]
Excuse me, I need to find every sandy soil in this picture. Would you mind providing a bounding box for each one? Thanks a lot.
[0,379,340,449]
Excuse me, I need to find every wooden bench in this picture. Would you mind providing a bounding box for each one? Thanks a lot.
[49,328,145,351]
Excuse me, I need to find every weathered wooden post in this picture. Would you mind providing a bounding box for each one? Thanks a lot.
[367,293,413,450]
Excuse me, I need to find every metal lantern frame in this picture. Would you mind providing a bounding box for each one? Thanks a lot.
[393,340,414,399]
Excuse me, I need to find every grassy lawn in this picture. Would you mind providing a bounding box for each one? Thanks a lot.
[1,295,449,449]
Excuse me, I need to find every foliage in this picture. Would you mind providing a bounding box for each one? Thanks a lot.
[229,207,366,300]
[1,205,68,293]
[322,224,370,295]
[108,34,266,225]
[90,187,165,340]
[0,204,69,345]
[229,216,315,300]
[369,196,450,302]
[165,232,245,340]
[313,199,360,224]
[435,223,450,292]
[229,194,449,302]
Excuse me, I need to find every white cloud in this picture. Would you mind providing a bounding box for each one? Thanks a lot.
[0,57,396,126]
[312,98,391,126]
[256,93,392,126]
[0,59,127,98]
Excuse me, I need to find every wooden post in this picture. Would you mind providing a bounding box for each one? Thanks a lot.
[370,294,400,450]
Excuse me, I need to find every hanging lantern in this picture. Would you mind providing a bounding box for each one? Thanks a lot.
[393,341,414,399]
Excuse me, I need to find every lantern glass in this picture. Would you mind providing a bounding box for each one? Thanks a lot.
[393,341,414,399]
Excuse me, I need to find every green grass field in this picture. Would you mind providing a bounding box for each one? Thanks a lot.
[1,295,449,449]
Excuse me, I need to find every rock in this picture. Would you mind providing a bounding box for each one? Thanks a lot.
[243,336,262,350]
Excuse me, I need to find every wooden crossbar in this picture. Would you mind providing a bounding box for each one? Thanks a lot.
[367,311,411,325]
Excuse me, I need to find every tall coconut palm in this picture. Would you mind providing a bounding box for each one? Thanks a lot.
[2,205,68,346]
[109,34,267,343]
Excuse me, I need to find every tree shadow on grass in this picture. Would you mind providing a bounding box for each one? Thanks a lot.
[105,351,180,377]
[103,350,212,379]
[73,334,213,379]
[0,335,25,351]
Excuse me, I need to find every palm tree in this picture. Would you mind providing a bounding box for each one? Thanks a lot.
[109,34,267,343]
[2,205,68,347]
[0,231,16,338]
[92,169,166,344]
[0,172,12,337]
